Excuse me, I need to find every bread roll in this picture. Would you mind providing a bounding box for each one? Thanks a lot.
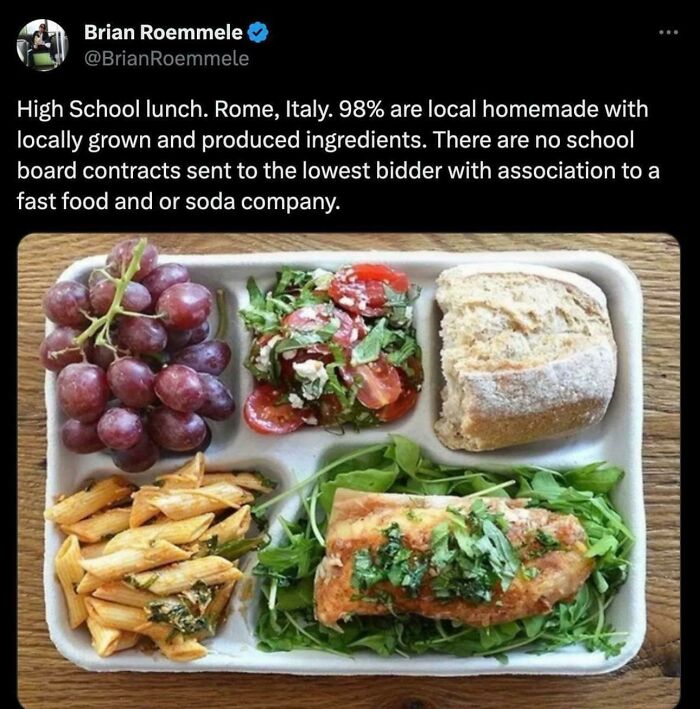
[435,264,616,451]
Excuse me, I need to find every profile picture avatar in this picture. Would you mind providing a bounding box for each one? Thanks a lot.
[17,19,69,70]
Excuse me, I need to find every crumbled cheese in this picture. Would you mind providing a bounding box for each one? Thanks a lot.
[302,415,319,426]
[254,335,281,373]
[288,393,305,409]
[282,349,297,360]
[297,306,318,320]
[292,359,329,400]
[293,358,326,379]
[338,296,355,308]
[311,268,334,290]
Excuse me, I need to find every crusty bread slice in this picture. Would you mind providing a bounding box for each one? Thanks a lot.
[435,264,616,451]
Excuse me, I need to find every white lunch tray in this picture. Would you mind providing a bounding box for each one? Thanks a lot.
[43,249,645,675]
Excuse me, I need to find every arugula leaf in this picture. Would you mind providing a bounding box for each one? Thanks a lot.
[275,576,315,611]
[389,435,421,476]
[319,466,399,513]
[563,463,624,494]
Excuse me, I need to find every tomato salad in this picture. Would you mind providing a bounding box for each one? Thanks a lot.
[240,264,422,434]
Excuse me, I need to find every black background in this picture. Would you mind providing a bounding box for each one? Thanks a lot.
[6,10,692,236]
[10,7,688,701]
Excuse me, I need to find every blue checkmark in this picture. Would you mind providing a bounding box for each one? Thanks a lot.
[247,21,269,43]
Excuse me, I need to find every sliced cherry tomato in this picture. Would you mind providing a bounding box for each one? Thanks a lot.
[377,385,418,422]
[282,304,331,332]
[282,304,365,347]
[346,356,402,409]
[244,383,306,434]
[329,264,410,317]
[351,264,410,292]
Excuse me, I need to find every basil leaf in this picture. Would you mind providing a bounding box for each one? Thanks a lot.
[350,318,387,365]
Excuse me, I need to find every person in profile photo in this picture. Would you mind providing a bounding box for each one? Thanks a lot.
[17,19,69,71]
[32,23,55,61]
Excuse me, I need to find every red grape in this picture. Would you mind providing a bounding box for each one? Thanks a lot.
[141,263,190,302]
[107,357,156,407]
[193,422,212,453]
[97,408,144,450]
[188,321,210,345]
[61,419,104,454]
[43,281,91,327]
[39,327,88,372]
[57,363,109,422]
[91,343,117,370]
[148,407,207,452]
[170,340,231,375]
[154,364,206,412]
[90,279,151,315]
[117,316,167,355]
[111,433,160,473]
[197,374,235,421]
[106,238,159,281]
[156,283,212,330]
[165,328,192,353]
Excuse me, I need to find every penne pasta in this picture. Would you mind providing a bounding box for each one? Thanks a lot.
[45,477,134,525]
[79,540,191,583]
[200,506,251,544]
[60,508,131,543]
[129,486,161,528]
[55,535,87,628]
[129,556,242,596]
[148,483,254,520]
[47,454,266,663]
[85,597,148,632]
[204,471,274,493]
[103,513,214,553]
[148,631,207,662]
[93,581,160,608]
[89,600,207,661]
[79,540,109,559]
[86,616,139,657]
[156,452,205,490]
[205,579,237,631]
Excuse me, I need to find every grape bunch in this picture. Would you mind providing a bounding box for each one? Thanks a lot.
[39,238,235,473]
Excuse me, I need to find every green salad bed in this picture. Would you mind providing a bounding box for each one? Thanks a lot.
[250,437,633,662]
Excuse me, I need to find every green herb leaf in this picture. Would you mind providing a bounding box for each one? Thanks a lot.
[390,435,421,476]
[563,463,624,494]
[351,319,388,365]
[319,466,399,513]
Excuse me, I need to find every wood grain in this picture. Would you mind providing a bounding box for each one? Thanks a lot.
[17,233,680,709]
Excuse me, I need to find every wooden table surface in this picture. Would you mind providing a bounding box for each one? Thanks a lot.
[17,233,680,708]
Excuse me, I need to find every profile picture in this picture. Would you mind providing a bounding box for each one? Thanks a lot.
[17,19,69,71]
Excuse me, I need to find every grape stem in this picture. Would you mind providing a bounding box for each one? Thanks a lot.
[74,238,148,349]
[215,289,227,340]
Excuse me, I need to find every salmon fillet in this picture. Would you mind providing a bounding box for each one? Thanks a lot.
[314,489,593,627]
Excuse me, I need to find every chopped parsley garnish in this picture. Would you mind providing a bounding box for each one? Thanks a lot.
[430,501,520,603]
[351,523,428,598]
[529,529,562,558]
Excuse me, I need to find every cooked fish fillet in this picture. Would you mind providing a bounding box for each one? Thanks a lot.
[314,488,593,627]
